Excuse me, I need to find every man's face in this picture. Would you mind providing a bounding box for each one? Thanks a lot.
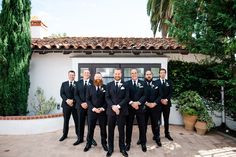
[114,69,122,81]
[159,70,166,79]
[83,69,91,80]
[68,72,75,81]
[94,73,102,80]
[131,69,138,80]
[145,71,153,81]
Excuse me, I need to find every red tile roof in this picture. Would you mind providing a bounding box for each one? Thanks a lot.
[31,37,185,51]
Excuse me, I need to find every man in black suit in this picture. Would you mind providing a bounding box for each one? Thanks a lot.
[84,72,108,152]
[157,68,173,141]
[125,69,147,152]
[73,69,97,146]
[59,70,78,141]
[143,70,162,146]
[105,68,129,157]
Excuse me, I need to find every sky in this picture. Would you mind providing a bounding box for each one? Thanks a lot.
[29,0,160,37]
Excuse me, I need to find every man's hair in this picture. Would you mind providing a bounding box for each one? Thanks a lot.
[95,72,102,76]
[145,70,153,75]
[159,68,167,73]
[114,68,122,72]
[68,70,75,74]
[131,68,138,72]
[83,69,90,72]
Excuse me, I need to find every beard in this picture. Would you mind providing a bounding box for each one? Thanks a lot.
[94,79,103,86]
[145,77,153,82]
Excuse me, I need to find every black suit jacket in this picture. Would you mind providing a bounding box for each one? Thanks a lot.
[125,79,146,113]
[86,84,107,115]
[156,79,172,107]
[144,80,162,105]
[74,79,93,109]
[105,81,129,116]
[60,81,77,108]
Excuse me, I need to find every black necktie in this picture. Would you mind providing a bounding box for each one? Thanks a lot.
[162,80,165,85]
[133,81,137,89]
[97,86,100,95]
[115,82,119,93]
[69,81,72,87]
[84,81,87,97]
[69,82,73,91]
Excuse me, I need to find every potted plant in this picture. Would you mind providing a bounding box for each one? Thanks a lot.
[177,91,204,131]
[195,106,214,135]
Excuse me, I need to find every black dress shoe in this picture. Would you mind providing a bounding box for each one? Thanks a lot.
[165,134,173,141]
[106,150,113,157]
[136,139,141,145]
[156,138,162,147]
[125,144,131,151]
[102,144,108,151]
[59,135,67,141]
[73,139,83,146]
[152,136,156,141]
[92,139,97,146]
[141,144,147,152]
[83,143,91,152]
[120,150,128,157]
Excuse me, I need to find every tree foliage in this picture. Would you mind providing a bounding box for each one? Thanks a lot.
[147,0,174,37]
[168,0,236,58]
[0,0,32,116]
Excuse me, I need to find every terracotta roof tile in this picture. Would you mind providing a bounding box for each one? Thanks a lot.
[32,37,185,51]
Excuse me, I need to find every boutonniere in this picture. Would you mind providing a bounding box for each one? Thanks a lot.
[137,82,143,88]
[72,83,76,87]
[155,86,158,89]
[121,86,125,90]
[166,82,169,86]
[100,87,106,92]
[87,82,91,86]
[118,82,123,87]
[150,83,155,88]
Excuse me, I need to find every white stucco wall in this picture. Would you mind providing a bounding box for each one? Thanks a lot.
[166,53,209,63]
[31,26,48,39]
[28,53,72,113]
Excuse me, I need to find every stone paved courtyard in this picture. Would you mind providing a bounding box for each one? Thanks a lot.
[0,125,236,157]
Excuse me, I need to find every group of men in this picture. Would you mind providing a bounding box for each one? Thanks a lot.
[59,68,173,157]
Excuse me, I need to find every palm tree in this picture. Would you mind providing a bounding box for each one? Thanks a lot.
[147,0,174,37]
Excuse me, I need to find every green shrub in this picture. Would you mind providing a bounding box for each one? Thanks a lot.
[177,90,204,116]
[30,87,57,115]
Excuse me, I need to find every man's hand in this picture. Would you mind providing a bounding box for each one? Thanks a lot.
[81,102,88,109]
[131,102,139,110]
[93,108,101,113]
[98,107,105,112]
[112,105,120,115]
[66,99,74,107]
[161,99,168,105]
[146,102,157,108]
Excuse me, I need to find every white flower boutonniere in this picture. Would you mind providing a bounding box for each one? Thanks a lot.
[137,82,143,88]
[88,82,91,86]
[118,82,123,87]
[72,83,76,87]
[150,83,155,88]
[166,82,170,86]
[100,87,106,92]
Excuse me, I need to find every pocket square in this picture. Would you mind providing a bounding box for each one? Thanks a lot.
[121,86,125,90]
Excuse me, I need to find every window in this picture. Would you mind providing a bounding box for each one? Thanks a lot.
[78,63,161,84]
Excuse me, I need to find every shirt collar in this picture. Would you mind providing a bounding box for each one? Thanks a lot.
[114,79,121,84]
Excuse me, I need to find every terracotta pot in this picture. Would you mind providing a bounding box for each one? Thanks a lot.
[183,115,198,131]
[195,121,207,135]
